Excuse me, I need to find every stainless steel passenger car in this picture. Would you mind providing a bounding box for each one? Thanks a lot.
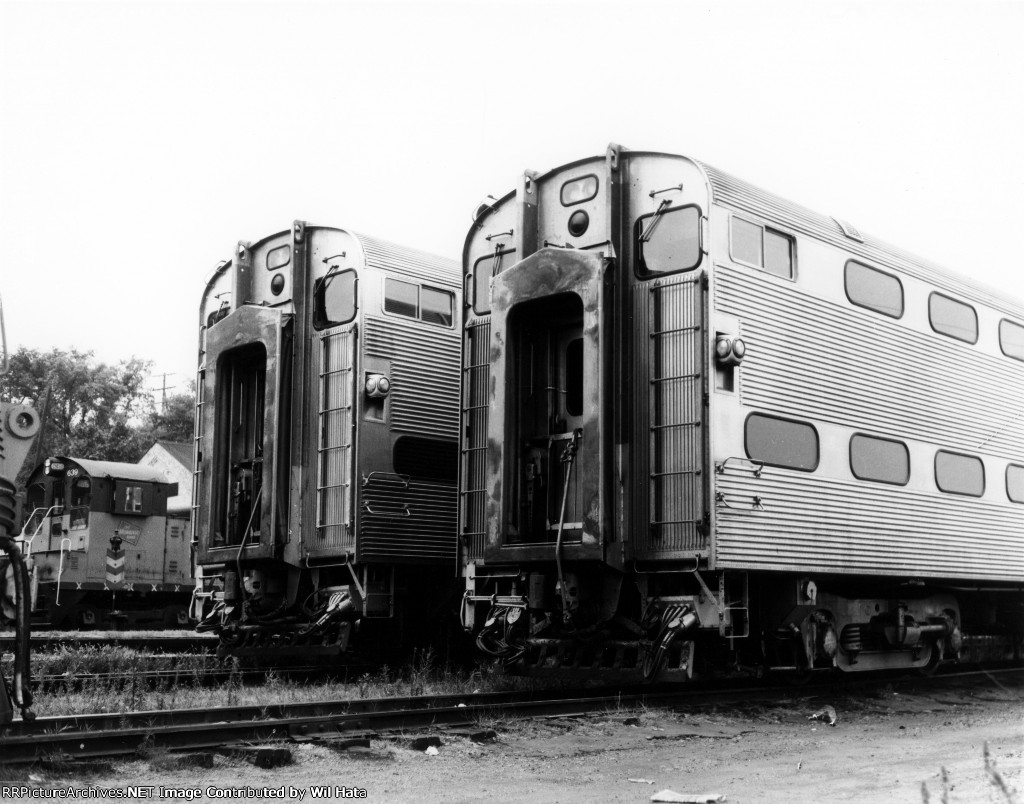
[460,145,1024,679]
[193,222,461,656]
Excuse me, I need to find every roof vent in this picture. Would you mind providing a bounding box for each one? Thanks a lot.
[832,217,864,243]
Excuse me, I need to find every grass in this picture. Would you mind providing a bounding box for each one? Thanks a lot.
[2,642,536,718]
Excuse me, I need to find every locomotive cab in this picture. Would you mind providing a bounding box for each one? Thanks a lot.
[19,457,189,629]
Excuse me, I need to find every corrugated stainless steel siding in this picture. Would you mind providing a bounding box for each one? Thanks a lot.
[359,475,457,562]
[698,162,1023,318]
[715,471,1024,580]
[631,275,708,557]
[716,265,1024,459]
[460,321,490,560]
[311,329,355,555]
[356,232,460,286]
[363,316,460,438]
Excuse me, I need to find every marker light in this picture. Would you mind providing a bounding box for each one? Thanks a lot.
[365,374,391,398]
[715,334,747,366]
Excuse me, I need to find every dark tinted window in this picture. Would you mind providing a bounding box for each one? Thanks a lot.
[935,451,984,497]
[636,205,702,276]
[70,477,91,507]
[999,319,1024,361]
[1007,464,1024,503]
[845,261,904,319]
[850,434,910,485]
[929,293,978,344]
[745,413,819,471]
[313,269,357,330]
[393,437,458,483]
[384,278,419,318]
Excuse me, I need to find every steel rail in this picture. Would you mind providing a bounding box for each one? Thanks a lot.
[1,667,1019,765]
[28,664,355,690]
[0,634,219,653]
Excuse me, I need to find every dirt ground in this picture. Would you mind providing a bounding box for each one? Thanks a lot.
[4,671,1022,803]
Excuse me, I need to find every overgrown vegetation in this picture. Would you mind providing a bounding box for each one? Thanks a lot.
[1,643,530,718]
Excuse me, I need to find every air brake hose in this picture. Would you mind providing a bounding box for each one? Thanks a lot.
[554,429,582,625]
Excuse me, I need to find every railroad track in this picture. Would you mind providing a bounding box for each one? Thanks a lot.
[29,663,369,690]
[0,632,220,653]
[2,667,1019,765]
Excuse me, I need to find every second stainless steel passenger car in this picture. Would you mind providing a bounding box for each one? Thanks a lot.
[193,222,461,657]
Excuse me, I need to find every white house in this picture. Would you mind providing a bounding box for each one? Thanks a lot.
[138,441,192,516]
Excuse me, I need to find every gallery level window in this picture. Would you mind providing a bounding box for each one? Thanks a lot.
[999,319,1024,362]
[845,260,904,319]
[730,215,795,279]
[929,292,978,344]
[1007,464,1024,504]
[384,278,455,327]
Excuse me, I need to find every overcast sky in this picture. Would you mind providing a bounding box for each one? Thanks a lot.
[2,0,1022,399]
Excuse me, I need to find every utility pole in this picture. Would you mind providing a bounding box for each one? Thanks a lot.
[151,373,176,413]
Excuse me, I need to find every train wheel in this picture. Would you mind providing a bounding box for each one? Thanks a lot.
[915,643,942,677]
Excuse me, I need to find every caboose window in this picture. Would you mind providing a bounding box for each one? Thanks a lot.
[935,450,985,497]
[1007,464,1024,503]
[929,292,978,344]
[844,261,904,319]
[635,205,702,276]
[744,413,819,471]
[999,319,1024,361]
[730,215,794,279]
[850,434,910,486]
[313,269,357,330]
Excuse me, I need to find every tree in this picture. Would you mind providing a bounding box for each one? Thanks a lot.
[0,347,155,467]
